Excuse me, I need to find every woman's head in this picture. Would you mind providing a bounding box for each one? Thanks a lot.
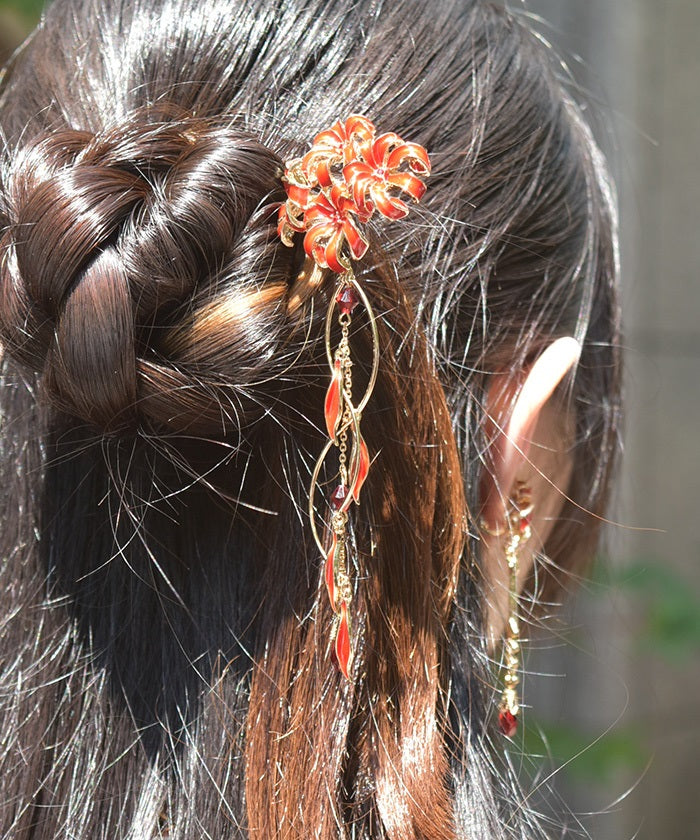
[0,0,621,837]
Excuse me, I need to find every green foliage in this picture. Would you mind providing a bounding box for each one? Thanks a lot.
[523,720,647,784]
[0,0,43,24]
[528,558,700,783]
[602,557,700,663]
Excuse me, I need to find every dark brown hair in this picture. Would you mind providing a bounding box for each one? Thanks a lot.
[0,0,621,837]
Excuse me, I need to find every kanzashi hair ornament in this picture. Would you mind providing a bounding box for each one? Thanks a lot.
[482,481,534,737]
[277,115,431,678]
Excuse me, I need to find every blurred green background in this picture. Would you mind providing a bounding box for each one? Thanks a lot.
[0,0,42,60]
[2,1,699,838]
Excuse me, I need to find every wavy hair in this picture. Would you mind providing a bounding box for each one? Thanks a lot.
[0,0,621,837]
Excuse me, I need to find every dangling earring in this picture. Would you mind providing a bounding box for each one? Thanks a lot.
[483,481,533,737]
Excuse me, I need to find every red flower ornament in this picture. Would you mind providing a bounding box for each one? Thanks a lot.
[344,133,431,220]
[302,115,375,187]
[303,185,369,273]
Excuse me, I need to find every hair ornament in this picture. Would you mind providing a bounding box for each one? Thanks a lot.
[481,481,533,737]
[277,115,431,678]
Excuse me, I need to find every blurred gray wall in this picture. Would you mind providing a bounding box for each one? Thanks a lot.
[522,1,700,838]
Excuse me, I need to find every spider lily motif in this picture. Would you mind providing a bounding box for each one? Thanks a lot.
[277,115,430,271]
[302,115,375,187]
[277,115,430,680]
[344,134,431,220]
[303,185,369,273]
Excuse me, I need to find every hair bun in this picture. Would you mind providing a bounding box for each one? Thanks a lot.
[0,116,293,433]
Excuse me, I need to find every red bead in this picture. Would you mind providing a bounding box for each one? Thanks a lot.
[336,286,359,315]
[519,515,531,534]
[498,709,518,737]
[330,484,348,510]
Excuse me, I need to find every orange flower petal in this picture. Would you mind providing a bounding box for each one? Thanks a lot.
[351,436,370,503]
[315,159,333,188]
[324,358,343,440]
[370,132,404,167]
[311,120,345,150]
[371,184,409,220]
[345,115,375,142]
[277,205,291,243]
[303,223,335,264]
[342,218,369,261]
[343,162,374,215]
[285,182,310,207]
[324,228,350,274]
[387,170,427,202]
[387,142,431,175]
[277,204,305,245]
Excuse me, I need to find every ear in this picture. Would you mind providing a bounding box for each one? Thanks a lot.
[479,336,581,645]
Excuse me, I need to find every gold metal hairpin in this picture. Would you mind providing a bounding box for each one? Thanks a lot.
[277,115,431,677]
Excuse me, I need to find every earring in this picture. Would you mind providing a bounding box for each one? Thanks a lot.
[483,481,533,738]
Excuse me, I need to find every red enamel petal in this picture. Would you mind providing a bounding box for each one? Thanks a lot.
[356,199,374,223]
[345,116,376,164]
[342,218,369,261]
[301,150,322,179]
[312,121,345,149]
[328,184,350,208]
[344,161,372,186]
[304,208,332,229]
[387,170,427,202]
[285,182,310,207]
[335,601,352,679]
[325,533,337,609]
[345,114,375,141]
[290,207,308,231]
[371,132,404,166]
[305,189,335,220]
[324,358,343,440]
[371,185,409,220]
[324,229,349,274]
[387,142,431,175]
[316,159,333,188]
[389,170,427,202]
[351,436,370,503]
[344,163,374,213]
[277,205,291,241]
[278,206,302,245]
[302,151,337,185]
[352,188,375,220]
[303,223,334,264]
